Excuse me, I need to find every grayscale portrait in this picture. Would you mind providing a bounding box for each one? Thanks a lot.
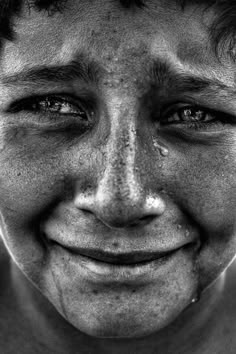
[0,0,236,353]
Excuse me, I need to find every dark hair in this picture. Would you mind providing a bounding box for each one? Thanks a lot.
[0,0,236,60]
[0,0,22,41]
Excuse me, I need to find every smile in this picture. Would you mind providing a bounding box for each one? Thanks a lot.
[48,240,197,283]
[56,245,177,265]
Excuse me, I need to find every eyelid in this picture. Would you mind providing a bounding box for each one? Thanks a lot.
[161,103,232,121]
[5,93,89,114]
[162,103,206,117]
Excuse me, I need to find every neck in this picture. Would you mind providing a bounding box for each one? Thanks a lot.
[11,262,227,354]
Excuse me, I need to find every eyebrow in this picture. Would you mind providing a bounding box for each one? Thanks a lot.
[1,55,100,86]
[149,60,236,97]
[1,56,235,98]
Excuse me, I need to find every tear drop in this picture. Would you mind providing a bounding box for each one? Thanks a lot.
[191,289,201,305]
[160,147,169,157]
[191,294,200,304]
[153,140,169,157]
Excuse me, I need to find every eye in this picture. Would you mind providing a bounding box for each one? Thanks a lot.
[6,94,94,134]
[162,106,216,125]
[9,95,88,118]
[160,105,234,131]
[166,107,214,123]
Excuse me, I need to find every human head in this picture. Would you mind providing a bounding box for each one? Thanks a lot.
[0,0,235,338]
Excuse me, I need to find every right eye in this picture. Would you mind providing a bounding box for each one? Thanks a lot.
[30,97,85,116]
[9,95,88,117]
[7,94,94,133]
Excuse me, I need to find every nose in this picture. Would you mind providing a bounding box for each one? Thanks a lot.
[74,96,166,229]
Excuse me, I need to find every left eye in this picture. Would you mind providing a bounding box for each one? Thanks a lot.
[163,107,216,124]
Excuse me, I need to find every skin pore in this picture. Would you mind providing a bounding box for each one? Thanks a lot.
[0,0,236,352]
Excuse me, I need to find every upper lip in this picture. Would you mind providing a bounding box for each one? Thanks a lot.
[52,243,181,264]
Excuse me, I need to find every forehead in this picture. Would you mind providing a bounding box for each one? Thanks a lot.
[0,0,226,83]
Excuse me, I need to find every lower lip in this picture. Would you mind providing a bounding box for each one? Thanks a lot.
[50,243,195,283]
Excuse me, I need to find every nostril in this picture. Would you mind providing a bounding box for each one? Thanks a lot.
[81,208,93,215]
[129,215,156,228]
[140,215,155,221]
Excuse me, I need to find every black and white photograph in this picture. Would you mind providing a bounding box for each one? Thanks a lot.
[0,0,235,353]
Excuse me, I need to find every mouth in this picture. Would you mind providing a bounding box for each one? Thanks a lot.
[46,236,198,282]
[52,244,178,265]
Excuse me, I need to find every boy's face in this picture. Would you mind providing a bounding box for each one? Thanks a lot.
[0,0,236,338]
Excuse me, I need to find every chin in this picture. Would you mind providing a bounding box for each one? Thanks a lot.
[54,297,192,339]
[69,315,179,339]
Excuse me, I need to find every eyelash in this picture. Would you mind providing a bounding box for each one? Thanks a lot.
[160,105,234,131]
[8,94,89,118]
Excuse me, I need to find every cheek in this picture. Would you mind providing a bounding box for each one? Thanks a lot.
[0,127,72,277]
[165,138,236,287]
[164,137,236,234]
[189,154,235,234]
[0,126,65,224]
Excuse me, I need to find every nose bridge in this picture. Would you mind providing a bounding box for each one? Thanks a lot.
[74,92,166,229]
[98,95,142,206]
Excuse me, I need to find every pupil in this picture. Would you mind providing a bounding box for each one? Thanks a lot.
[182,108,205,121]
[40,99,61,112]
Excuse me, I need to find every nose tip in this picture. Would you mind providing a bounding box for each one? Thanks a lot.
[75,192,166,229]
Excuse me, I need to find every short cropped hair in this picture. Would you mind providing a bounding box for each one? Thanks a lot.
[0,0,236,60]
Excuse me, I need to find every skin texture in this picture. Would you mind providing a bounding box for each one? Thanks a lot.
[0,0,236,352]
